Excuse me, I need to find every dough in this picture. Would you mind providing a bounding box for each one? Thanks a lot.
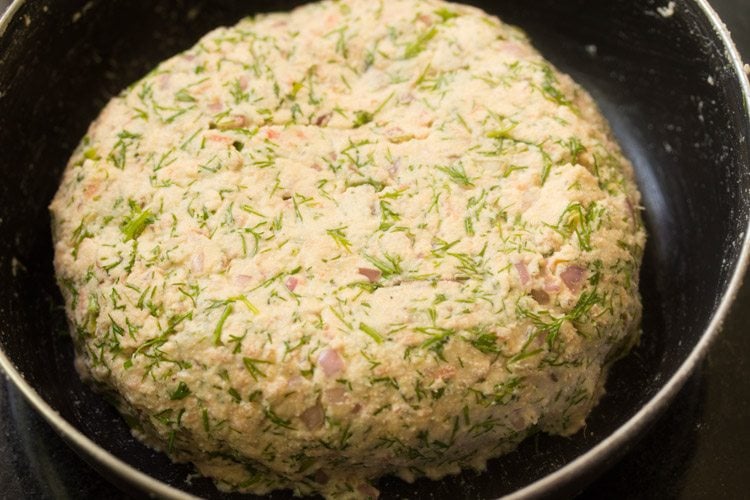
[50,0,646,497]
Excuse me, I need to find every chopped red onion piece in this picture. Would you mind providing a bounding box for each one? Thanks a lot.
[300,402,325,431]
[561,265,587,292]
[358,267,382,282]
[531,289,550,304]
[317,348,345,377]
[514,261,530,285]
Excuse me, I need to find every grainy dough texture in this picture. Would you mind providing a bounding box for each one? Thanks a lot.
[50,0,646,497]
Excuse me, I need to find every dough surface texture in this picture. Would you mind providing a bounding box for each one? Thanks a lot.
[50,0,646,497]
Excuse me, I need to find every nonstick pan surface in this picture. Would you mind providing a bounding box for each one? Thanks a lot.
[0,1,749,498]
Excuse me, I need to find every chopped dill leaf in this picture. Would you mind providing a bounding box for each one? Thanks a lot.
[435,8,459,21]
[353,110,373,128]
[352,92,394,128]
[243,356,273,381]
[364,253,403,279]
[466,327,501,354]
[169,381,191,400]
[537,64,572,107]
[227,295,260,314]
[404,27,438,59]
[212,304,233,346]
[107,130,141,170]
[359,322,385,344]
[326,227,353,253]
[71,220,93,258]
[175,88,196,103]
[436,163,474,187]
[551,202,603,251]
[415,326,454,360]
[263,405,294,429]
[121,204,155,242]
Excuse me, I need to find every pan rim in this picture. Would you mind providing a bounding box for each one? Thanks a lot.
[0,1,748,499]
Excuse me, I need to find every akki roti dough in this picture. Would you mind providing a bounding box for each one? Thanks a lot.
[50,0,646,497]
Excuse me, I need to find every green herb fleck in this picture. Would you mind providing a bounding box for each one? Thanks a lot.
[107,130,142,170]
[537,64,572,107]
[435,8,459,21]
[263,405,294,429]
[243,356,273,381]
[121,203,155,242]
[436,163,474,187]
[359,322,385,344]
[353,110,373,128]
[466,327,502,354]
[364,253,403,280]
[352,92,394,128]
[71,220,93,258]
[212,304,233,346]
[326,227,353,253]
[551,202,603,252]
[169,381,191,400]
[404,27,438,59]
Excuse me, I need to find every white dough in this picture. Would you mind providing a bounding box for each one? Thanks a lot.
[50,0,646,497]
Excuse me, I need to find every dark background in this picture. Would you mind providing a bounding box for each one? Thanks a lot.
[0,0,748,499]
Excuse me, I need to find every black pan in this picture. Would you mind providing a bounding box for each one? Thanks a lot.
[1,1,748,498]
